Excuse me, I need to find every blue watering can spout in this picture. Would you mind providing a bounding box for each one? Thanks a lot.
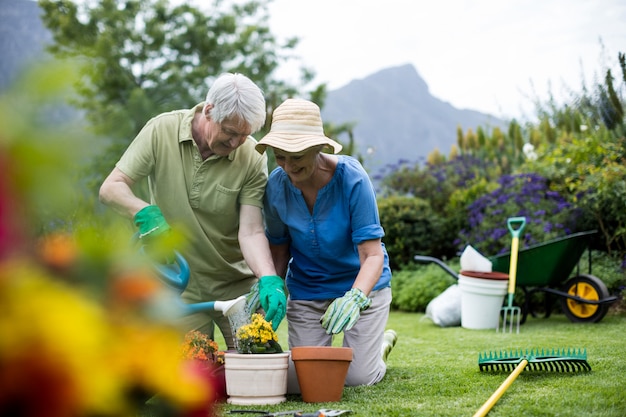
[135,236,248,317]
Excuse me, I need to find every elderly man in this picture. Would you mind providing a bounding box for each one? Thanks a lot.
[99,73,286,347]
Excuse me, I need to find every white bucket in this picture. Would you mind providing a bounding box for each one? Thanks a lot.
[458,271,509,330]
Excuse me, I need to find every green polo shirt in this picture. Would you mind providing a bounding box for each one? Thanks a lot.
[117,103,268,301]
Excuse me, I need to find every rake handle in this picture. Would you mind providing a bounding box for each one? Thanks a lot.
[473,359,528,417]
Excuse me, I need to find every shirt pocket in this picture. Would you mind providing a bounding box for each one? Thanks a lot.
[205,184,240,214]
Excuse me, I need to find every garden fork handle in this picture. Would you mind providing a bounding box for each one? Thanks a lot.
[507,217,526,238]
[506,217,526,304]
[507,234,520,302]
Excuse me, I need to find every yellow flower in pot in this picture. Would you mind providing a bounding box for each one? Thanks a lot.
[225,313,289,405]
[234,313,283,354]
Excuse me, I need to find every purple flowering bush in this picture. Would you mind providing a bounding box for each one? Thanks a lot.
[456,173,580,256]
[378,155,504,259]
[379,155,497,213]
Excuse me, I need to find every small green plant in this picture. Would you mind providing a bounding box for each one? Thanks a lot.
[235,313,283,354]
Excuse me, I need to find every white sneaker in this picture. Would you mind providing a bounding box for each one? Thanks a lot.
[381,329,398,362]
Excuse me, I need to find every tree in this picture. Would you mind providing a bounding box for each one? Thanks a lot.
[38,0,316,187]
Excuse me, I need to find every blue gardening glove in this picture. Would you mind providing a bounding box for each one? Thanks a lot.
[258,275,286,331]
[134,205,174,263]
[320,288,372,334]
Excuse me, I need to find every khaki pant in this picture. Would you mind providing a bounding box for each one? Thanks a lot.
[286,287,392,392]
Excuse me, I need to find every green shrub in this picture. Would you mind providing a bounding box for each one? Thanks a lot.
[391,262,458,312]
[523,132,626,256]
[576,251,626,294]
[378,196,449,270]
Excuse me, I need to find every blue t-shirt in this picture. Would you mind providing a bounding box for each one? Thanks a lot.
[263,155,392,300]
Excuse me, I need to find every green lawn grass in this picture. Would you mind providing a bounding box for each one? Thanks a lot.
[213,310,626,417]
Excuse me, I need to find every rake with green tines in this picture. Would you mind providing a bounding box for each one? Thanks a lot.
[473,348,590,417]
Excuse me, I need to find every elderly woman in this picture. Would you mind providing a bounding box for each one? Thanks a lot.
[255,98,397,389]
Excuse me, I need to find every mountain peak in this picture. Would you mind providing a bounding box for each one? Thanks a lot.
[362,63,430,95]
[321,64,505,174]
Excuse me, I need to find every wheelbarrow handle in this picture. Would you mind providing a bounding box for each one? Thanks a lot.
[507,217,526,238]
[414,255,459,281]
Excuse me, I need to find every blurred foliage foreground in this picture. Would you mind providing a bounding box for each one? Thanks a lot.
[0,62,223,416]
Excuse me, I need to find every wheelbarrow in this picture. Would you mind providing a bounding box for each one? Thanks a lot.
[415,230,619,324]
[489,230,618,323]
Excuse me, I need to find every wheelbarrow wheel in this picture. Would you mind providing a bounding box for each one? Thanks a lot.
[560,274,610,323]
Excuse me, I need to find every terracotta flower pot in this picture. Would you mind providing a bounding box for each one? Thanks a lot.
[291,346,353,403]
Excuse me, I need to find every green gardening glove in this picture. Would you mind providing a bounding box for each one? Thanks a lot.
[134,205,173,263]
[134,205,171,241]
[258,275,287,331]
[320,288,372,334]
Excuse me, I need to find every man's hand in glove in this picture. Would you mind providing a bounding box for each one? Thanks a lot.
[134,205,174,263]
[257,275,286,331]
[320,288,372,334]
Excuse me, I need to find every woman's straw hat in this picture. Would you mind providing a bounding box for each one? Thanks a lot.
[255,98,342,154]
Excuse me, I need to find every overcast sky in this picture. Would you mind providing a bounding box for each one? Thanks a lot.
[267,0,626,120]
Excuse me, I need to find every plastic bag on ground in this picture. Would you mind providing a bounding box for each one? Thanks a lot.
[424,284,462,327]
[460,244,492,272]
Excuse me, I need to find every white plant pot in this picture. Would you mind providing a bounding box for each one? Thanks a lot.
[224,351,290,405]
